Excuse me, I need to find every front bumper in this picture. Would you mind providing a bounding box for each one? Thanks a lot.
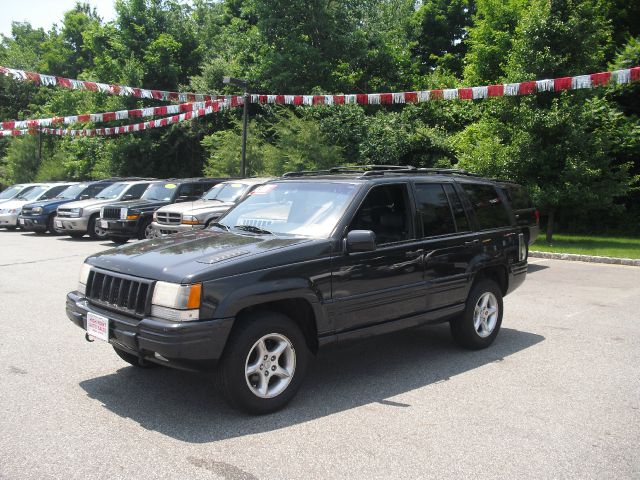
[54,216,89,233]
[66,291,234,369]
[102,218,138,238]
[0,212,19,227]
[18,214,49,231]
[151,221,204,236]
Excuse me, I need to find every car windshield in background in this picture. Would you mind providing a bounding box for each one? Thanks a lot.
[203,182,249,203]
[142,183,177,201]
[0,185,22,199]
[56,184,88,200]
[218,182,359,238]
[95,183,127,199]
[17,186,48,201]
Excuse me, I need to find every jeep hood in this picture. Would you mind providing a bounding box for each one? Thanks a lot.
[61,198,138,209]
[86,229,317,283]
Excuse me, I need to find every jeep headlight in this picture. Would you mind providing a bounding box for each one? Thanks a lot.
[32,207,43,215]
[77,263,92,294]
[119,208,128,220]
[181,215,201,225]
[68,208,82,217]
[151,281,202,321]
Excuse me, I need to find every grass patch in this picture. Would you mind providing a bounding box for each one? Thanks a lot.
[532,233,640,259]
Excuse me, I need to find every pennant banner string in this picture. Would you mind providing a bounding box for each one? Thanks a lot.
[2,65,639,109]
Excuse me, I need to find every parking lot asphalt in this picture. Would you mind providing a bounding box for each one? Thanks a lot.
[0,229,639,480]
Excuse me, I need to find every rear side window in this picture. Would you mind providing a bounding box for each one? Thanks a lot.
[443,184,470,232]
[124,183,150,199]
[461,183,511,230]
[414,183,456,236]
[503,185,533,210]
[41,185,69,200]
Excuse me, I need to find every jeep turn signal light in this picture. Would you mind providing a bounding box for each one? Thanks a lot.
[127,214,140,220]
[187,283,202,309]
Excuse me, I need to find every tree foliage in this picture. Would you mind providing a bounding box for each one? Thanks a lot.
[0,0,638,237]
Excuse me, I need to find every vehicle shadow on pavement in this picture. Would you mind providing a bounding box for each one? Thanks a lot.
[79,325,544,443]
[527,263,549,273]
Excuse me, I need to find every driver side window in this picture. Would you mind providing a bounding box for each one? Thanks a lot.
[349,184,412,245]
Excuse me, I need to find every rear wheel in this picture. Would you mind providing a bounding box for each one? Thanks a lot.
[450,279,503,350]
[218,311,310,414]
[113,346,158,368]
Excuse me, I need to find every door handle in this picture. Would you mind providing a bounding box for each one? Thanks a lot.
[405,249,423,258]
[464,239,479,245]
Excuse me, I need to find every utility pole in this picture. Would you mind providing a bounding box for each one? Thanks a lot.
[223,76,251,178]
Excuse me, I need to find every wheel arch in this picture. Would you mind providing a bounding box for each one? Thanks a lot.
[473,264,508,296]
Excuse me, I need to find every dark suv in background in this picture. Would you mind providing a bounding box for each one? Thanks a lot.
[19,179,119,234]
[67,166,530,414]
[100,178,226,243]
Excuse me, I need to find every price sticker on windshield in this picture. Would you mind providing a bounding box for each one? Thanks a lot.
[165,183,177,189]
[251,184,277,195]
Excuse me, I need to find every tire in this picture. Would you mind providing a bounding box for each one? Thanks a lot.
[137,217,153,240]
[218,311,310,414]
[88,214,107,240]
[108,236,128,245]
[46,214,55,234]
[113,346,158,368]
[450,279,503,350]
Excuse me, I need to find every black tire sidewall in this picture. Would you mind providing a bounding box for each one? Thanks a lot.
[451,279,504,350]
[219,311,309,414]
[138,217,153,240]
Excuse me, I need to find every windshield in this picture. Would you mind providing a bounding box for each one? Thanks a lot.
[142,183,177,201]
[218,182,359,238]
[56,183,88,200]
[17,186,48,201]
[0,185,23,199]
[203,182,249,203]
[95,183,127,199]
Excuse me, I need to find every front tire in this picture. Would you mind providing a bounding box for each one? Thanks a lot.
[88,214,107,240]
[137,217,154,240]
[450,279,503,350]
[218,311,310,414]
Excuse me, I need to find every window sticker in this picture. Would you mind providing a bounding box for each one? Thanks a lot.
[230,183,243,188]
[165,183,177,189]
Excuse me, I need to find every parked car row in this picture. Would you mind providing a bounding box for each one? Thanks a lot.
[0,177,276,243]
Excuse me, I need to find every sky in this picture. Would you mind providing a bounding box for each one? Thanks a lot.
[0,0,116,37]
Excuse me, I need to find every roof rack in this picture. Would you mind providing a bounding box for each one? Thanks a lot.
[283,165,482,178]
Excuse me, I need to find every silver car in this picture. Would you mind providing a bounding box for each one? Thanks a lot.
[0,183,43,205]
[0,183,76,229]
[151,177,274,236]
[54,180,158,239]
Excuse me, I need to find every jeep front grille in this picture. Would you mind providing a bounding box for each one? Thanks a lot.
[86,269,152,317]
[156,212,181,225]
[102,207,121,220]
[57,208,73,217]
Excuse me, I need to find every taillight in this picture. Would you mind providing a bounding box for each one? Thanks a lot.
[535,209,540,226]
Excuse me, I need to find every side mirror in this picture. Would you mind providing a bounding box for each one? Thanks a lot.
[122,194,135,200]
[79,195,90,200]
[177,195,196,202]
[346,230,376,253]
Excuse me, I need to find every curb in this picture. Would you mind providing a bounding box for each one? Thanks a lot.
[529,251,640,267]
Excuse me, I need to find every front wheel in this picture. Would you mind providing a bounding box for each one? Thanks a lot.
[218,311,310,414]
[137,217,154,240]
[88,215,107,240]
[450,279,503,350]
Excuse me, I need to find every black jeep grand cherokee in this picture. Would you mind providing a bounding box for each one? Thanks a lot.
[67,166,530,414]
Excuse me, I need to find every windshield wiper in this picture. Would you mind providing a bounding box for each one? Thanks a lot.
[233,225,274,235]
[205,198,224,203]
[209,222,230,231]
